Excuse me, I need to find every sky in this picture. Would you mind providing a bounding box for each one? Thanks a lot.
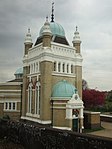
[0,0,112,91]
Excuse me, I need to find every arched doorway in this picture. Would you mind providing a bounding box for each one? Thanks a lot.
[66,93,84,133]
[72,109,79,132]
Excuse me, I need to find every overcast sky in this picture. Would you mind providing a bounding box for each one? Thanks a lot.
[0,0,112,91]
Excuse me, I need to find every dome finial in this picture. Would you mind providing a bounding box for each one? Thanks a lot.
[24,28,32,44]
[76,26,78,32]
[51,1,54,22]
[73,26,81,43]
[28,28,30,33]
[46,16,48,22]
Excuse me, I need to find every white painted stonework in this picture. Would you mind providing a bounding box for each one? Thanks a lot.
[66,93,84,119]
[23,42,83,77]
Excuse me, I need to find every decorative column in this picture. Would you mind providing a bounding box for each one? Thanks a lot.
[79,108,84,133]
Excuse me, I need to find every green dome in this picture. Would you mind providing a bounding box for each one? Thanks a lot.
[39,22,65,37]
[51,80,77,98]
[14,67,23,75]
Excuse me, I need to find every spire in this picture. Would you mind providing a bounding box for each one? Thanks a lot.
[73,26,81,43]
[51,2,54,22]
[46,15,48,22]
[76,26,78,32]
[42,17,52,36]
[72,26,81,53]
[24,28,32,44]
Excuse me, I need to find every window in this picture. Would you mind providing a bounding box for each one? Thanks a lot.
[30,64,32,74]
[54,62,56,71]
[62,63,65,72]
[71,65,73,73]
[36,62,38,72]
[38,62,40,71]
[9,103,11,110]
[13,103,15,110]
[35,82,41,115]
[58,62,61,72]
[4,102,17,111]
[34,63,35,73]
[5,102,8,109]
[28,83,33,113]
[67,64,69,73]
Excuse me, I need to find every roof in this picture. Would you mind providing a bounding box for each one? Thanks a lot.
[53,35,69,45]
[14,67,23,75]
[39,22,65,37]
[51,80,77,99]
[0,81,22,86]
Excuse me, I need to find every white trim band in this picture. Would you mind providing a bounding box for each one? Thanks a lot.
[21,116,51,124]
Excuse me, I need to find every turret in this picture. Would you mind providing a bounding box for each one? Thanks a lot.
[42,17,52,47]
[24,28,33,55]
[72,26,81,53]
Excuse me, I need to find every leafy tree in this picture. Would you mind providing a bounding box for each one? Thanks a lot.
[106,90,112,102]
[82,79,89,90]
[82,89,105,109]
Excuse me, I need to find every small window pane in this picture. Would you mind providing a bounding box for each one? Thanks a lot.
[13,103,16,110]
[9,103,11,109]
[54,62,56,71]
[71,65,73,73]
[5,103,8,109]
[58,63,60,72]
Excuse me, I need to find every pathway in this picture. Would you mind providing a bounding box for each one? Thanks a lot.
[87,121,112,138]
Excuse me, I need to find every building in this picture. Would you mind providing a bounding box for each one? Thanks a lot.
[21,4,84,132]
[0,68,23,120]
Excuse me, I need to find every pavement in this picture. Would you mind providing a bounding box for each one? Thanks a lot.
[87,121,112,138]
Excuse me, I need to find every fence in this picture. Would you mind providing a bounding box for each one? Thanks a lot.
[0,119,112,149]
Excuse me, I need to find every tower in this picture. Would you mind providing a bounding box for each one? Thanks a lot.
[22,29,33,117]
[24,28,33,55]
[72,26,82,98]
[21,4,83,132]
[40,17,52,121]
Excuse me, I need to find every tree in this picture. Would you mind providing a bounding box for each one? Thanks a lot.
[106,90,112,102]
[82,89,105,109]
[82,79,89,90]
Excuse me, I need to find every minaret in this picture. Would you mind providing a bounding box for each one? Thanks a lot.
[24,28,33,55]
[42,17,52,47]
[72,26,83,132]
[72,26,81,53]
[22,29,33,117]
[73,26,82,99]
[40,17,52,121]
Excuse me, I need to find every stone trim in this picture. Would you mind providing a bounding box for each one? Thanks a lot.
[53,126,71,130]
[21,116,51,124]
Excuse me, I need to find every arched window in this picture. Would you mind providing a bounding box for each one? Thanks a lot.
[38,62,40,71]
[34,63,35,73]
[30,64,33,74]
[63,63,65,72]
[54,62,56,71]
[35,82,41,115]
[67,64,69,73]
[71,65,73,73]
[28,83,33,113]
[58,62,61,72]
[36,62,38,72]
[30,64,31,74]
